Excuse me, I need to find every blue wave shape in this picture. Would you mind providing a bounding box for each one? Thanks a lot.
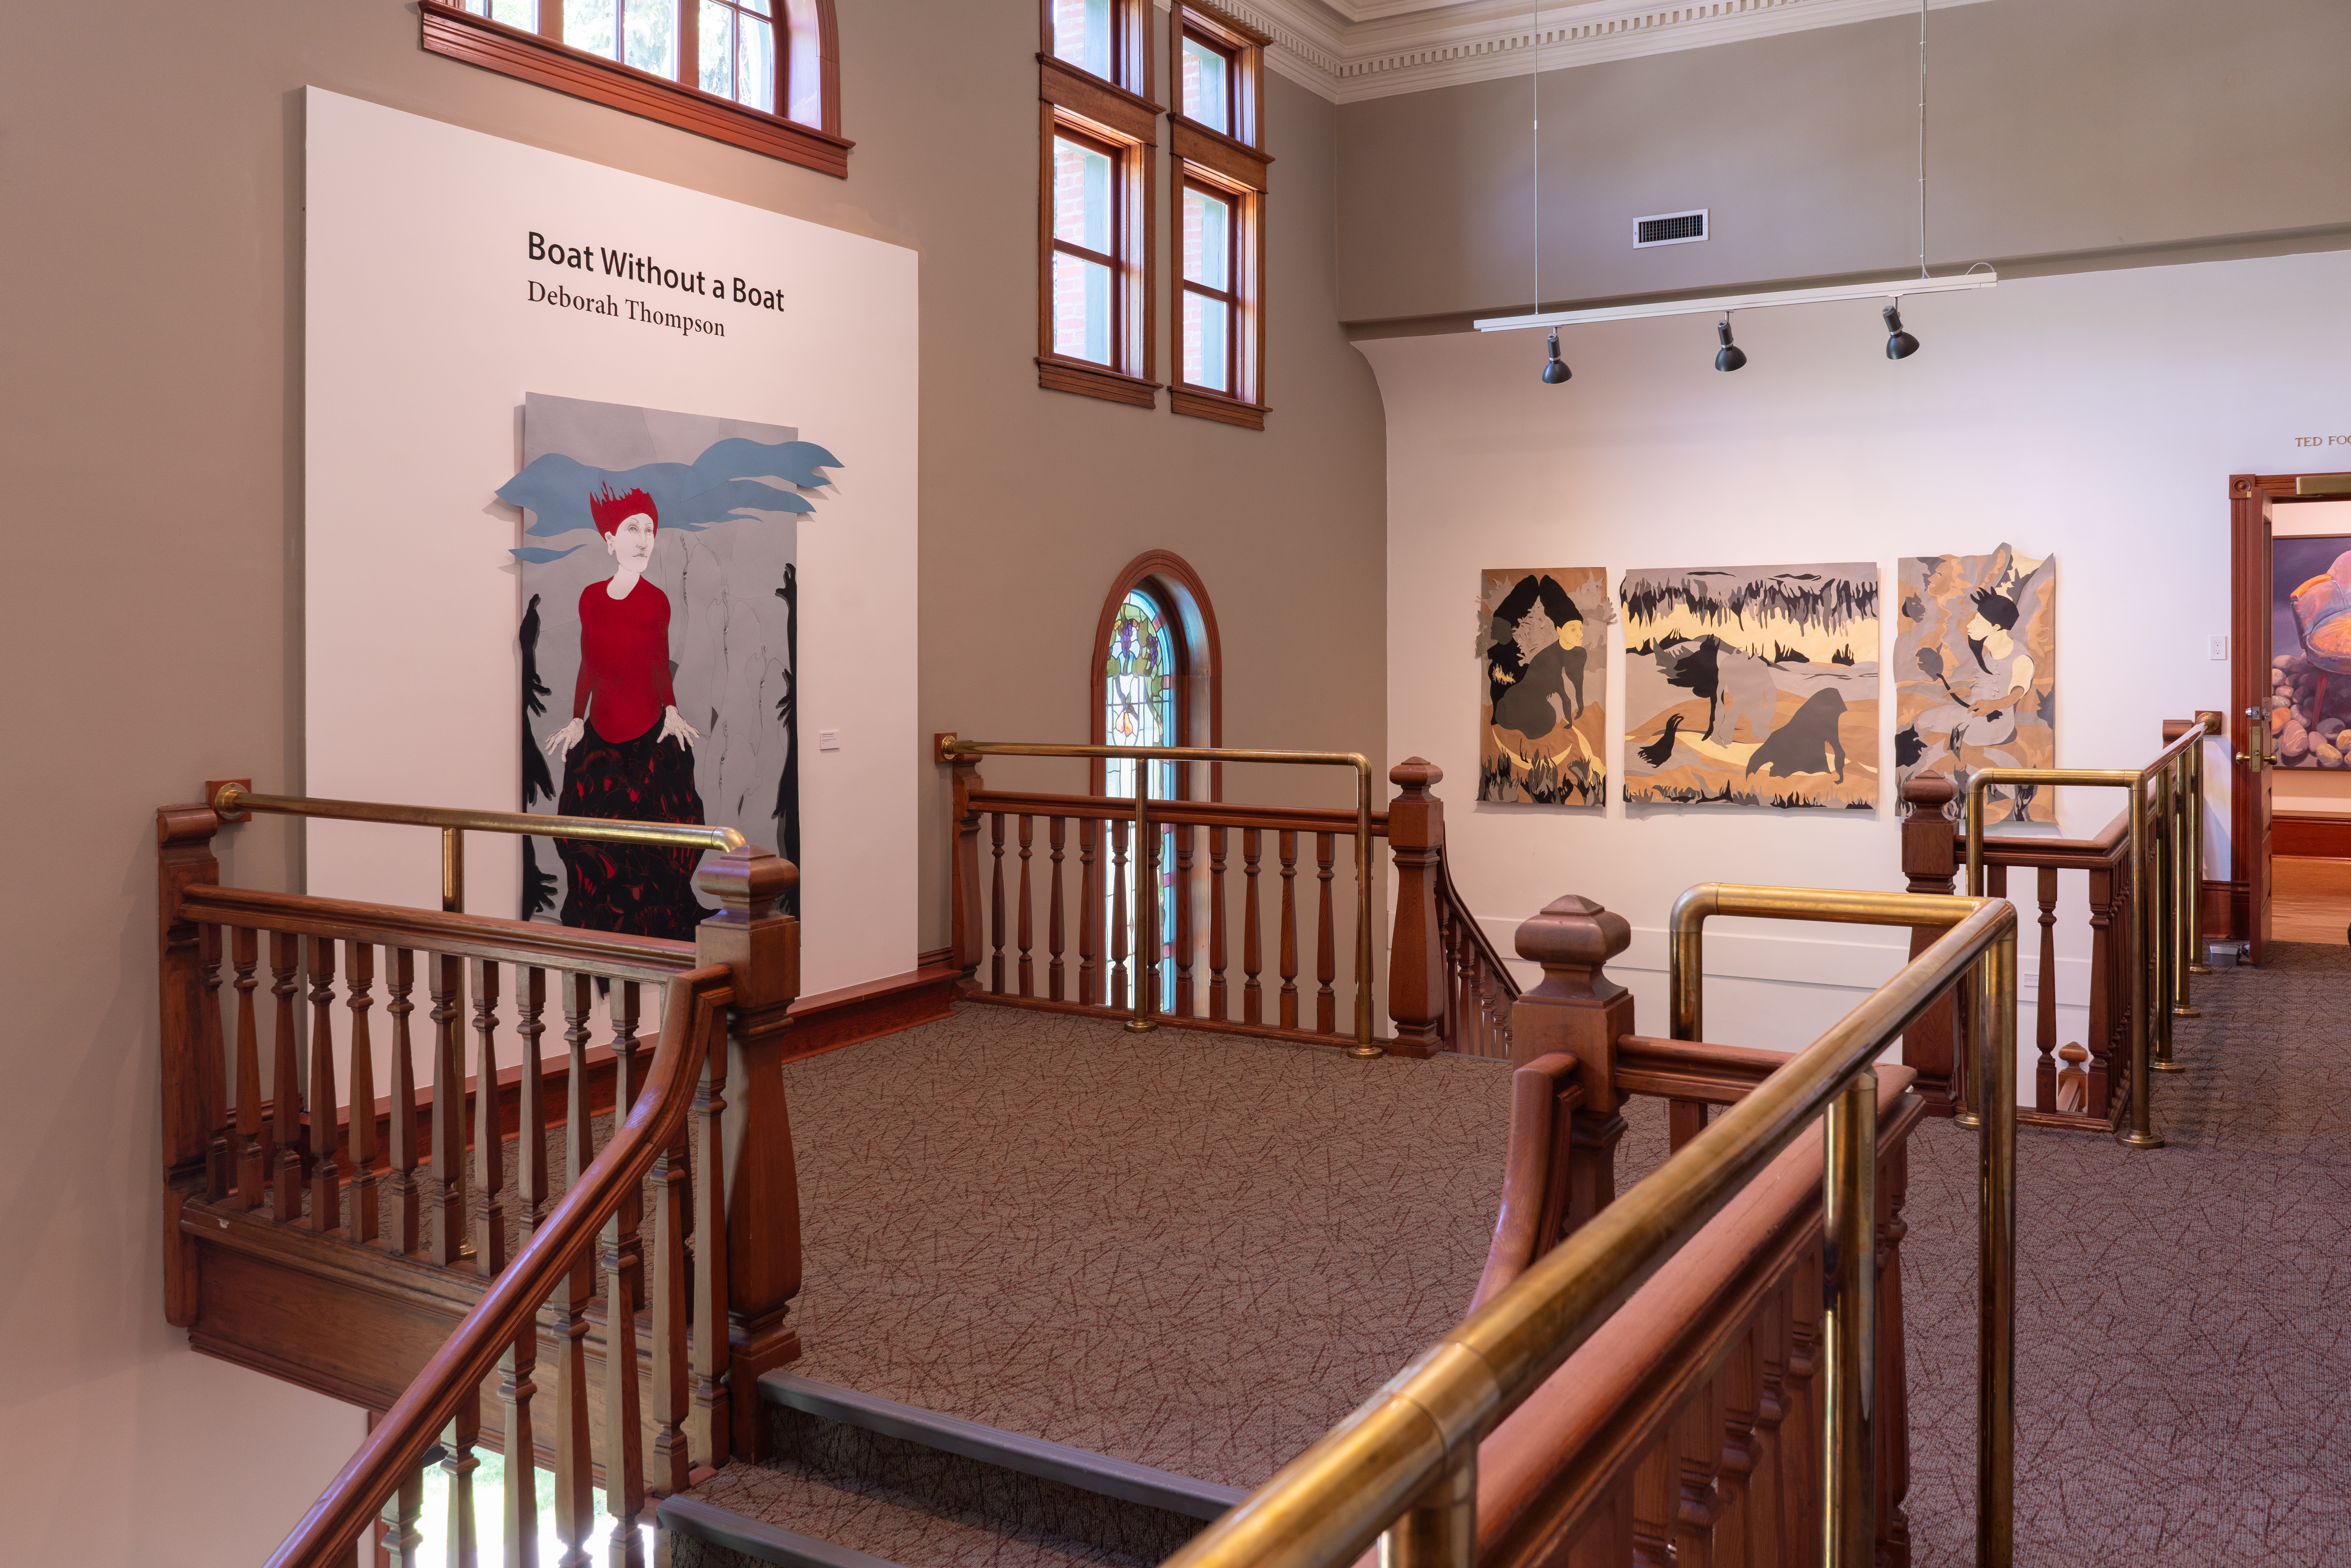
[510,543,589,564]
[498,437,842,538]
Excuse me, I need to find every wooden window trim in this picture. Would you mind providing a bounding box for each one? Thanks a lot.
[419,0,852,178]
[1177,175,1239,400]
[1089,551,1224,800]
[1171,160,1265,429]
[1040,0,1153,103]
[1039,63,1161,405]
[1173,1,1269,151]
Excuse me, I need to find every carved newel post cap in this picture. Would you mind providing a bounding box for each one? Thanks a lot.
[1390,756,1444,791]
[1514,894,1632,999]
[1900,774,1956,813]
[694,850,798,923]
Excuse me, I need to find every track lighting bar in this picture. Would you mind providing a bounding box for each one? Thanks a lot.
[1473,268,1997,333]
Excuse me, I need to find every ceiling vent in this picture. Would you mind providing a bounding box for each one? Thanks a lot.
[1635,209,1707,248]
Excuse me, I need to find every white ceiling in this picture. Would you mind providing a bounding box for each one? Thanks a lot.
[1185,0,1992,103]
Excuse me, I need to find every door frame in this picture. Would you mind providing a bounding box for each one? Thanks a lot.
[2229,471,2351,957]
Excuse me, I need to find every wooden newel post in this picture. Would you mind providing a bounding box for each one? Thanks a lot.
[1897,775,1961,1117]
[1509,895,1633,1230]
[1386,757,1448,1059]
[158,804,225,1328]
[938,732,987,996]
[693,849,806,1462]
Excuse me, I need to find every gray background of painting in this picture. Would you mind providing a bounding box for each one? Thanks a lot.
[520,392,799,914]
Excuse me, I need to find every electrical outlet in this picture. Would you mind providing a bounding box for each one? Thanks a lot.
[818,729,842,751]
[2209,635,2228,661]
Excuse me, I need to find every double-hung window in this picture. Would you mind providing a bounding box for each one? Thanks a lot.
[1169,5,1269,428]
[1038,0,1161,406]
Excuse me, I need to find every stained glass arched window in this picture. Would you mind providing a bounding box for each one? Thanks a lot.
[1104,588,1179,1006]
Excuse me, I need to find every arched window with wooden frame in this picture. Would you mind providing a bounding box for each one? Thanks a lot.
[1092,552,1222,1010]
[422,0,849,177]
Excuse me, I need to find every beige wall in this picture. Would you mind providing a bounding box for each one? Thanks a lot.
[1335,0,2351,326]
[0,1,1385,1556]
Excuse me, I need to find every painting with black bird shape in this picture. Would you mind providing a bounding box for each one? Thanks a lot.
[1893,546,2055,824]
[500,392,835,929]
[1621,564,1880,810]
[1479,568,1609,805]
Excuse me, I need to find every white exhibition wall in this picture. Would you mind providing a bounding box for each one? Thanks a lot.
[1368,248,2351,1080]
[304,91,920,1030]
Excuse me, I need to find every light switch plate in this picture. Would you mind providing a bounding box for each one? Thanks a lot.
[818,729,842,751]
[2209,635,2228,661]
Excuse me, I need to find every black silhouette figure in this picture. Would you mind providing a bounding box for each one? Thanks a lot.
[1746,688,1849,781]
[1637,714,1688,769]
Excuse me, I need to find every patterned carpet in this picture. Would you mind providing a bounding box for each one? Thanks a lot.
[1900,942,2351,1565]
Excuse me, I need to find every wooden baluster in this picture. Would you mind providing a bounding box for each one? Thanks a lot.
[1877,1137,1914,1568]
[470,959,506,1277]
[1668,1100,1709,1153]
[989,812,1007,995]
[1278,831,1300,1030]
[550,1235,595,1568]
[200,923,231,1200]
[1715,1327,1762,1568]
[1208,825,1229,1022]
[1748,1287,1791,1567]
[1672,1372,1729,1568]
[384,950,420,1254]
[379,1464,424,1567]
[1242,828,1264,1026]
[604,1164,647,1568]
[2087,863,2117,1120]
[443,1393,481,1568]
[233,926,265,1209]
[1109,818,1130,1011]
[2036,867,2059,1114]
[611,982,645,1313]
[648,1115,692,1505]
[1781,1252,1824,1562]
[1174,821,1195,1018]
[271,931,304,1221]
[513,967,548,1240]
[1016,814,1035,998]
[1632,1424,1681,1568]
[688,1016,732,1469]
[1314,833,1336,1034]
[429,954,466,1266]
[562,974,596,1193]
[307,937,344,1232]
[500,1317,539,1568]
[1078,817,1099,1006]
[1047,817,1067,1002]
[1897,775,1961,1116]
[347,944,379,1245]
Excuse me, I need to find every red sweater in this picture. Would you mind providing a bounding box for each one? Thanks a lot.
[574,578,676,743]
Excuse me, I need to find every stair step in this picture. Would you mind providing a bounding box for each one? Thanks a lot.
[657,1495,909,1568]
[758,1372,1247,1522]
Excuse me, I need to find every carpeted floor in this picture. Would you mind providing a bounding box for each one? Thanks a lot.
[1899,941,2351,1565]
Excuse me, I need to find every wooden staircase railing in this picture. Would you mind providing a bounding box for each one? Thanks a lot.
[157,787,809,1566]
[940,742,1518,1059]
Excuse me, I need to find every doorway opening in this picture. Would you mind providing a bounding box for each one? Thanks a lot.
[2229,475,2351,960]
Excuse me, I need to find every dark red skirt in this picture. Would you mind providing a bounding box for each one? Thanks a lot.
[555,719,710,941]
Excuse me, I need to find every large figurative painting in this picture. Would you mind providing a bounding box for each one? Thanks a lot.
[2269,534,2351,769]
[1478,568,1609,805]
[1893,546,2056,823]
[1620,564,1880,810]
[502,393,835,930]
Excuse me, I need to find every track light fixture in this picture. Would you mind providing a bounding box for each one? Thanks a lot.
[1884,302,1920,359]
[1541,329,1572,384]
[1714,315,1746,373]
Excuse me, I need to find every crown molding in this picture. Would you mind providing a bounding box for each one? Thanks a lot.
[1216,0,1991,104]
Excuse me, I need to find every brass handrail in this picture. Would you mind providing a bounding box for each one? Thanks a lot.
[937,738,1378,1055]
[1666,885,2014,1558]
[264,966,734,1568]
[1156,892,2019,1568]
[209,783,751,915]
[1960,713,2217,1149]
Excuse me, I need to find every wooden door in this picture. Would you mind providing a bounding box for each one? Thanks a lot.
[2232,479,2280,963]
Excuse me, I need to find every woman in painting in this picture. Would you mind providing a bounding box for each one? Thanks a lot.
[543,484,710,940]
[1486,573,1593,795]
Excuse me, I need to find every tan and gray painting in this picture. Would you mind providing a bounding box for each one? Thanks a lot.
[1478,568,1609,806]
[1621,564,1879,810]
[1893,546,2055,824]
[2269,534,2351,769]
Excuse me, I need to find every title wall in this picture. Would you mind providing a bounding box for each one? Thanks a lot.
[1371,248,2351,1072]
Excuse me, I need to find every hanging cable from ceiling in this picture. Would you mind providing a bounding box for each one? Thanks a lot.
[1532,3,1570,384]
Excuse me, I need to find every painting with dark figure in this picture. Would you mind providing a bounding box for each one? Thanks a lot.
[1893,545,2055,823]
[499,393,833,936]
[1621,563,1879,809]
[1478,567,1609,805]
[2268,534,2351,770]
